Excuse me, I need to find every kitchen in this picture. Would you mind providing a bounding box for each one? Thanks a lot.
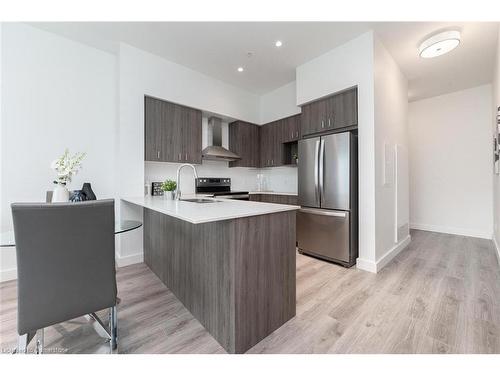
[118,82,358,353]
[1,18,500,360]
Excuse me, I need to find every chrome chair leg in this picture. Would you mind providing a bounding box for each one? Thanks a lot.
[87,313,111,339]
[17,331,35,354]
[109,306,117,352]
[35,329,44,354]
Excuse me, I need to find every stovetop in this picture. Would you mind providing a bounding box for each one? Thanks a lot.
[195,177,248,198]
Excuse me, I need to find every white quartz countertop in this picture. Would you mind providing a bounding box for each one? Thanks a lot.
[248,191,298,196]
[121,195,300,224]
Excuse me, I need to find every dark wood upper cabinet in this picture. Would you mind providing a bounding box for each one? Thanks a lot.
[229,121,260,168]
[300,87,358,137]
[259,122,274,168]
[259,115,302,168]
[334,87,358,129]
[281,114,301,143]
[183,106,202,164]
[144,96,202,164]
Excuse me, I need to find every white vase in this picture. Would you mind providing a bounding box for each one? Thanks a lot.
[52,184,69,202]
[163,191,175,200]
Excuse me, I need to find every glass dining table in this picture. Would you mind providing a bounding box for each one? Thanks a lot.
[0,220,142,247]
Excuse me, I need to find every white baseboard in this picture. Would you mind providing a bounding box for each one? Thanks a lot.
[116,252,143,268]
[376,235,411,271]
[356,258,377,273]
[0,268,17,283]
[356,234,411,274]
[410,223,492,239]
[493,235,500,266]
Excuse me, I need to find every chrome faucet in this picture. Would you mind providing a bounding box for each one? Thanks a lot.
[175,164,198,200]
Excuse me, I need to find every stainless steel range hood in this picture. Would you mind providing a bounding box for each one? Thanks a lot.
[202,117,241,161]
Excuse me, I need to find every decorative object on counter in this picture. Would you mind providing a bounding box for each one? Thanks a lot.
[151,182,164,196]
[161,179,177,200]
[52,184,70,203]
[50,149,86,202]
[69,190,86,202]
[81,182,97,201]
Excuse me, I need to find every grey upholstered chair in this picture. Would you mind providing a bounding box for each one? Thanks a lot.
[11,199,117,353]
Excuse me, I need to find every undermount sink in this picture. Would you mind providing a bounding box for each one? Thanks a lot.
[181,198,219,204]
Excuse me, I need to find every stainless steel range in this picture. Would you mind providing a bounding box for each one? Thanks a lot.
[195,178,249,200]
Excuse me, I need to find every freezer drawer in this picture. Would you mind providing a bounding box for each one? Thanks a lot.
[297,208,350,264]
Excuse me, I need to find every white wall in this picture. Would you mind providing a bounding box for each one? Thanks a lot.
[296,32,377,271]
[493,26,500,260]
[409,84,493,239]
[373,36,410,268]
[259,81,301,124]
[0,23,117,281]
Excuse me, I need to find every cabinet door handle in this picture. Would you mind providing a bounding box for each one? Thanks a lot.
[321,120,325,128]
[157,151,160,159]
[185,153,188,160]
[178,153,181,160]
[328,118,331,127]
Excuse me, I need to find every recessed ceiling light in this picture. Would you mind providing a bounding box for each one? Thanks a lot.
[275,40,283,47]
[237,67,244,72]
[419,30,461,58]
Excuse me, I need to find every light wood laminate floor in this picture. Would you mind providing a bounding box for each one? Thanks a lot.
[1,230,499,354]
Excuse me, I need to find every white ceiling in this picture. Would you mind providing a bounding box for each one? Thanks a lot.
[373,22,498,101]
[29,22,499,101]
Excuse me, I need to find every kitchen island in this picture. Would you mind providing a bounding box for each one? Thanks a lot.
[121,196,299,353]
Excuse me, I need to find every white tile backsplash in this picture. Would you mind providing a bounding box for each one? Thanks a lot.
[145,162,297,195]
[259,166,298,193]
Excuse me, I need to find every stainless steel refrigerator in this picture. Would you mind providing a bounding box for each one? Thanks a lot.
[297,131,358,267]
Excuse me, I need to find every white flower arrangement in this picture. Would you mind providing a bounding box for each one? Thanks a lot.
[51,149,86,186]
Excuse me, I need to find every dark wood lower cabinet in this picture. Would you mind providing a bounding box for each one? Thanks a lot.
[143,208,296,353]
[249,194,298,205]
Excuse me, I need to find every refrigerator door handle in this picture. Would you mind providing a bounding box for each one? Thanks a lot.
[319,138,325,202]
[314,139,320,206]
[299,208,348,218]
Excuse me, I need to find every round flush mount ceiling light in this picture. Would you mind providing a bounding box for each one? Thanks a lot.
[419,30,461,58]
[237,67,244,72]
[275,40,283,47]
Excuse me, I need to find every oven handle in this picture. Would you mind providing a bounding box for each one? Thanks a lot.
[216,194,250,200]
